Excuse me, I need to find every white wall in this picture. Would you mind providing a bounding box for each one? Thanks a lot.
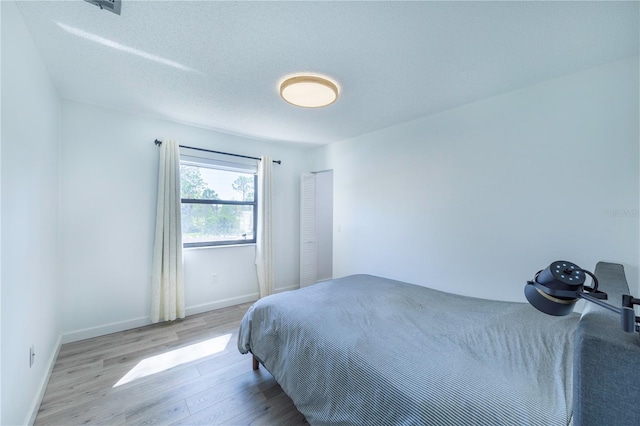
[309,56,640,301]
[60,101,308,341]
[1,2,63,424]
[0,2,4,422]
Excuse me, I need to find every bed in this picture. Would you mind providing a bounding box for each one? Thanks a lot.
[237,262,640,425]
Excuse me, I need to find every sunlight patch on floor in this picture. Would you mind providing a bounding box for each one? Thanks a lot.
[113,333,232,387]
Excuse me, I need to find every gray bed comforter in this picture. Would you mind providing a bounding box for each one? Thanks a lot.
[238,274,579,425]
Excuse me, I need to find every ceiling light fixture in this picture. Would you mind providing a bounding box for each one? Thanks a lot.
[280,76,339,108]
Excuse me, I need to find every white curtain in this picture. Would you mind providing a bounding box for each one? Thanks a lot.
[256,156,274,298]
[151,140,185,323]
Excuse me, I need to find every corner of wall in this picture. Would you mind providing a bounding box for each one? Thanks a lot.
[2,1,65,424]
[24,336,62,425]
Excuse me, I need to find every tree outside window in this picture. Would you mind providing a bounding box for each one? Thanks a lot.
[180,164,257,247]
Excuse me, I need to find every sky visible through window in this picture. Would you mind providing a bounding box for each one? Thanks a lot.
[190,166,254,201]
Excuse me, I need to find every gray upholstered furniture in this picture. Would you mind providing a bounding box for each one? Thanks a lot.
[574,261,640,426]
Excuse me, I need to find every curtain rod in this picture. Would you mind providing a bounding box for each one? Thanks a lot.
[154,139,282,165]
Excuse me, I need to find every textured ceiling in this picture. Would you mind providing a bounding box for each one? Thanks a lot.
[15,1,640,145]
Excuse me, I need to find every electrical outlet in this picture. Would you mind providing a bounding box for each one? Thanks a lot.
[211,273,218,284]
[29,345,35,368]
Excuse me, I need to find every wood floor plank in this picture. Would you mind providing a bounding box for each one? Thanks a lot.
[175,320,243,342]
[195,346,248,376]
[54,333,180,371]
[113,346,250,416]
[37,365,201,421]
[48,359,104,386]
[222,390,308,426]
[35,303,307,426]
[35,397,126,426]
[125,399,190,426]
[184,370,266,415]
[173,385,266,425]
[119,360,249,418]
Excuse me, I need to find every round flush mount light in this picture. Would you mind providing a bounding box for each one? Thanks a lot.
[280,75,339,108]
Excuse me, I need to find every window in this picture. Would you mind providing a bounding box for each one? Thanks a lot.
[180,154,257,247]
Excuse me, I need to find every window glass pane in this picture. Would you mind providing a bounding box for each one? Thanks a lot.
[181,165,255,201]
[181,203,254,244]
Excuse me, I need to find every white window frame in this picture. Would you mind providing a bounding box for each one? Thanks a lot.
[180,151,258,248]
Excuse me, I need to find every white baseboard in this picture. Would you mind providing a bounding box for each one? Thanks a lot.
[61,292,271,344]
[25,335,62,425]
[185,293,260,316]
[61,316,152,344]
[275,285,300,293]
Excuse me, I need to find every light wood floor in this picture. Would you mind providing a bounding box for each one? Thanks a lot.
[35,303,308,425]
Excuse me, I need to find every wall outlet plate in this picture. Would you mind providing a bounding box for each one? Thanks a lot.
[29,345,35,368]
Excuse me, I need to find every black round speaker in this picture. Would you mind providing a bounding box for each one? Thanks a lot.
[524,261,585,316]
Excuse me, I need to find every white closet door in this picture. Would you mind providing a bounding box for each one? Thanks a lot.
[300,173,317,287]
